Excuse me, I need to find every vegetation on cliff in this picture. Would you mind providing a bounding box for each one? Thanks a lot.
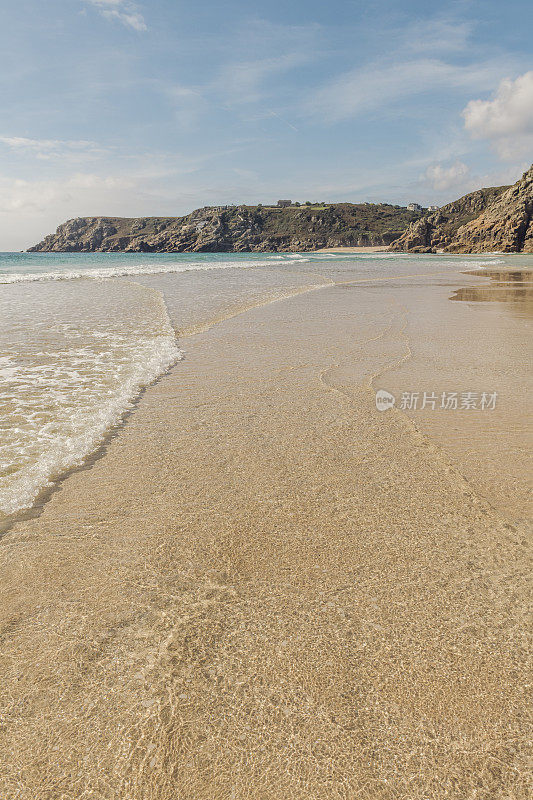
[28,203,423,253]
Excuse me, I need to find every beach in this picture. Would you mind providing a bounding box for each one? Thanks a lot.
[315,246,389,253]
[0,252,531,799]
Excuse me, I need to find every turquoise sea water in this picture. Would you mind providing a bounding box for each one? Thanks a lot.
[0,251,318,282]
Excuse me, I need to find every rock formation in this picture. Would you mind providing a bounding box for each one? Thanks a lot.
[29,166,533,254]
[448,166,533,253]
[389,165,532,253]
[28,204,422,253]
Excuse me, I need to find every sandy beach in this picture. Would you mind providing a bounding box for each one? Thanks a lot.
[315,245,389,253]
[0,256,531,799]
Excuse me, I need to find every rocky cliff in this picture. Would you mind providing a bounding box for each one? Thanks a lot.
[448,166,533,253]
[389,165,533,253]
[28,203,422,253]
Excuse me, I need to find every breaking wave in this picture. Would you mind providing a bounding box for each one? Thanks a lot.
[0,282,181,518]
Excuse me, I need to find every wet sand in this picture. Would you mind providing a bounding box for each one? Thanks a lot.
[315,245,388,253]
[0,263,531,799]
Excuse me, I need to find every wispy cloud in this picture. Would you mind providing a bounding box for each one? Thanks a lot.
[401,17,474,55]
[0,172,135,214]
[205,19,319,108]
[85,1,147,32]
[303,58,513,122]
[159,45,310,129]
[158,83,208,131]
[214,53,309,106]
[0,136,108,160]
[463,71,533,159]
[300,10,520,126]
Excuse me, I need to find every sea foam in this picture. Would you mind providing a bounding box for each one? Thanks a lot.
[0,255,311,284]
[0,281,181,517]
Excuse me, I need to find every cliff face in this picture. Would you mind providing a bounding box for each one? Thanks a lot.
[389,165,533,253]
[448,166,533,253]
[28,203,422,253]
[29,168,533,255]
[388,185,509,252]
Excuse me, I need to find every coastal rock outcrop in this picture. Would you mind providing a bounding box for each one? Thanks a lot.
[448,165,533,253]
[28,203,422,253]
[29,167,533,254]
[389,165,532,253]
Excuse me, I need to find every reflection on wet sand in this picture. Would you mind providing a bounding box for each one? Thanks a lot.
[451,269,533,319]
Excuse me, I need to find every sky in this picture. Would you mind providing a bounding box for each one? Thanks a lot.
[0,0,532,250]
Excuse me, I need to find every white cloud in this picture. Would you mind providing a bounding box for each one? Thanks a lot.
[0,136,107,160]
[0,146,222,249]
[415,161,528,206]
[462,71,533,159]
[304,58,508,122]
[0,173,135,214]
[0,172,140,249]
[423,160,470,191]
[85,1,147,32]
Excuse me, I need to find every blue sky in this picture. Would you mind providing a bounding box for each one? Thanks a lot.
[1,0,532,249]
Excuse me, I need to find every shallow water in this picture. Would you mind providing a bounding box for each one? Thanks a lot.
[0,250,531,525]
[0,251,325,522]
[0,278,179,519]
[451,268,533,319]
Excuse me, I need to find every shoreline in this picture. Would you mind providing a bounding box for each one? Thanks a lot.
[20,245,531,255]
[2,0,531,782]
[314,245,389,253]
[0,257,530,799]
[315,246,531,255]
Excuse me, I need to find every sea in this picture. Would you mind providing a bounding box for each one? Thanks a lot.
[1,250,531,528]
